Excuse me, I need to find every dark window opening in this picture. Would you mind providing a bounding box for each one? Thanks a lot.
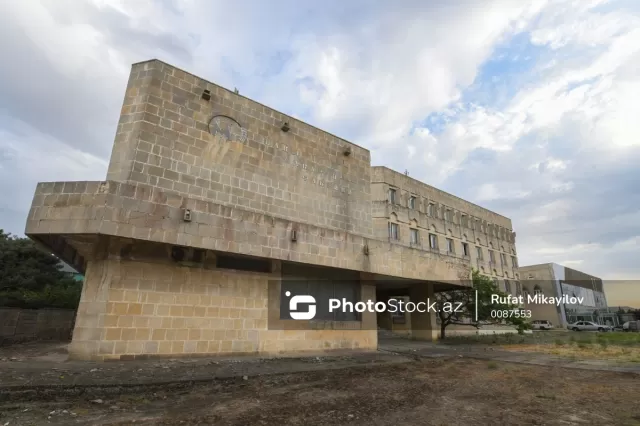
[216,254,271,273]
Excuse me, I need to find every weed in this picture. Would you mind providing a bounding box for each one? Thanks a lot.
[487,361,498,369]
[555,339,565,346]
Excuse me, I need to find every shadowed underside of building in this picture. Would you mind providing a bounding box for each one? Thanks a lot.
[25,60,518,360]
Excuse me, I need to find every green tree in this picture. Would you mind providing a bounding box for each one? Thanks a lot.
[0,230,82,309]
[434,269,530,339]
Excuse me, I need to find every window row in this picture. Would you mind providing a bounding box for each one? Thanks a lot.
[387,187,515,242]
[388,222,518,267]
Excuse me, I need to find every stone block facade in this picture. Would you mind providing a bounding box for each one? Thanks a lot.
[371,167,521,294]
[70,249,376,360]
[25,59,519,360]
[0,308,76,345]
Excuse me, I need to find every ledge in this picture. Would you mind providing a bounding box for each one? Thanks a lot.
[25,180,471,284]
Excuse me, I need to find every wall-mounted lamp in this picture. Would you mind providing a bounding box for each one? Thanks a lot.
[291,229,297,242]
[201,89,211,101]
[281,122,290,132]
[183,209,192,222]
[363,244,369,256]
[343,146,352,156]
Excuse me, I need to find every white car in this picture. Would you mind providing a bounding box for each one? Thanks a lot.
[567,321,611,332]
[531,320,554,330]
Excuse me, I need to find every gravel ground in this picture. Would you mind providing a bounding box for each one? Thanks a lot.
[2,357,640,425]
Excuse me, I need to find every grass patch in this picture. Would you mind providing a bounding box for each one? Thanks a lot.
[487,361,498,370]
[555,339,566,346]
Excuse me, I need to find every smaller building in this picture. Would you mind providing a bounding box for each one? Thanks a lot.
[518,263,615,328]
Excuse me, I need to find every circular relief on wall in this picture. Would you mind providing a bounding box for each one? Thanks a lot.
[208,115,247,143]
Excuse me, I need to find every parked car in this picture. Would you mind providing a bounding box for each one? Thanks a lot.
[567,321,612,332]
[531,320,554,330]
[612,322,631,332]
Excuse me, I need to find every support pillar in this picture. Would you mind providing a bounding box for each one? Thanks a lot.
[409,283,438,341]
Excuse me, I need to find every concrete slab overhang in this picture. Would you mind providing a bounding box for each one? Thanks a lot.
[25,180,472,286]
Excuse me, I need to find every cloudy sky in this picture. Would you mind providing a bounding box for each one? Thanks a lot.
[0,0,638,304]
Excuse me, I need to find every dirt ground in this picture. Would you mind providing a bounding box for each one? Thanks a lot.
[2,357,640,426]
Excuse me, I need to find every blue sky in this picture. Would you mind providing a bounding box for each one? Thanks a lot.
[0,0,639,303]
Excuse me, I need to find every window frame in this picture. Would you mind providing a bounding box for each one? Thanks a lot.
[429,233,438,249]
[410,228,419,245]
[389,222,399,240]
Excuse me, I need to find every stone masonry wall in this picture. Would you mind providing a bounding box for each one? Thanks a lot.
[70,256,377,361]
[106,59,372,237]
[0,308,75,346]
[26,180,471,283]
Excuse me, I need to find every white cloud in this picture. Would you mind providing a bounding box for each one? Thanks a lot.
[0,0,638,280]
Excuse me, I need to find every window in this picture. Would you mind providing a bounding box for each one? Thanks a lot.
[427,203,434,217]
[410,228,419,244]
[515,281,522,296]
[388,188,396,204]
[511,256,518,268]
[500,253,507,266]
[216,254,271,273]
[388,222,399,240]
[429,233,438,249]
[504,280,511,293]
[408,196,416,209]
[462,242,469,257]
[489,250,495,263]
[445,210,452,221]
[446,238,454,253]
[492,278,499,287]
[476,246,483,260]
[534,285,543,296]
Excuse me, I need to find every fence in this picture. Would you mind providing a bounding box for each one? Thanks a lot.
[0,307,76,346]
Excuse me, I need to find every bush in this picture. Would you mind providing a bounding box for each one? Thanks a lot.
[555,339,565,346]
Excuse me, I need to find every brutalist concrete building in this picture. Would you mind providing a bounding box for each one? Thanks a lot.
[25,60,520,360]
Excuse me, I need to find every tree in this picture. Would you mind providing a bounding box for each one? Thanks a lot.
[434,269,530,339]
[0,230,82,309]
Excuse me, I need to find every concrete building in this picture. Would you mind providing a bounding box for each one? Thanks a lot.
[518,263,613,328]
[24,59,519,360]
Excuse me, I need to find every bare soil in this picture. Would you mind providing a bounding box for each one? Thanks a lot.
[2,358,639,426]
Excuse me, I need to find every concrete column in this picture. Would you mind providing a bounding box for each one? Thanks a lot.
[409,283,437,341]
[360,272,378,349]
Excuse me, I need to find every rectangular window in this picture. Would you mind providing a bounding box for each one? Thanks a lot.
[427,203,434,217]
[446,238,454,253]
[408,196,416,209]
[489,250,495,263]
[476,246,483,260]
[388,188,396,204]
[429,233,438,249]
[216,254,271,273]
[445,210,451,221]
[410,228,419,244]
[504,280,511,293]
[389,222,399,240]
[515,281,521,296]
[492,278,499,287]
[500,253,507,266]
[511,256,518,268]
[462,242,469,257]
